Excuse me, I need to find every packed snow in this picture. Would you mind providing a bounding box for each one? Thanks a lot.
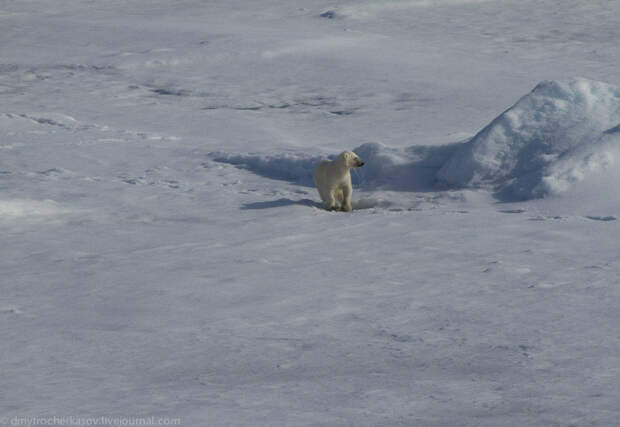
[3,1,620,426]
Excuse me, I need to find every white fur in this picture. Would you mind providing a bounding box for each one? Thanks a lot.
[313,151,364,212]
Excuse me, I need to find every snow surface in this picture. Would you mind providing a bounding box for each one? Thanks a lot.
[3,1,620,426]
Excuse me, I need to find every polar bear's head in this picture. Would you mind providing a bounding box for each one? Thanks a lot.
[341,151,364,169]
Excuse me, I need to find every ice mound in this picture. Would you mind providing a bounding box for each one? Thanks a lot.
[437,78,620,200]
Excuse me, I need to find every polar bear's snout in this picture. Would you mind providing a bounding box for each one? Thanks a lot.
[345,151,364,168]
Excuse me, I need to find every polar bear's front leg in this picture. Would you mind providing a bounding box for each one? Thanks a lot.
[341,184,352,212]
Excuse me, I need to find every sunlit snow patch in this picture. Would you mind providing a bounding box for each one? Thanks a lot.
[0,199,70,221]
[209,151,323,186]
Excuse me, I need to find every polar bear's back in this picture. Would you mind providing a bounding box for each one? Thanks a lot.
[315,159,332,169]
[313,159,332,185]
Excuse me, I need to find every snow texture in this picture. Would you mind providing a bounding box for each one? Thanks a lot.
[3,1,620,426]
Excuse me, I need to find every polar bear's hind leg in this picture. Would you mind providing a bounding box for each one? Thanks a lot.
[327,190,338,210]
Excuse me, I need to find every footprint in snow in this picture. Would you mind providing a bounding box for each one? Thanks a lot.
[585,215,617,222]
[0,306,22,315]
[120,177,143,185]
[498,209,525,214]
[37,168,66,176]
[352,198,393,210]
[528,215,564,221]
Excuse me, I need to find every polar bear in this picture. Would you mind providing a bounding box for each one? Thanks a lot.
[314,150,364,212]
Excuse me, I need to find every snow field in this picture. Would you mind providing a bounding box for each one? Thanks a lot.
[3,1,620,426]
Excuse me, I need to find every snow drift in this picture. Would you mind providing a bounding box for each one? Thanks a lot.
[214,78,620,202]
[209,151,324,187]
[211,142,459,192]
[437,78,620,200]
